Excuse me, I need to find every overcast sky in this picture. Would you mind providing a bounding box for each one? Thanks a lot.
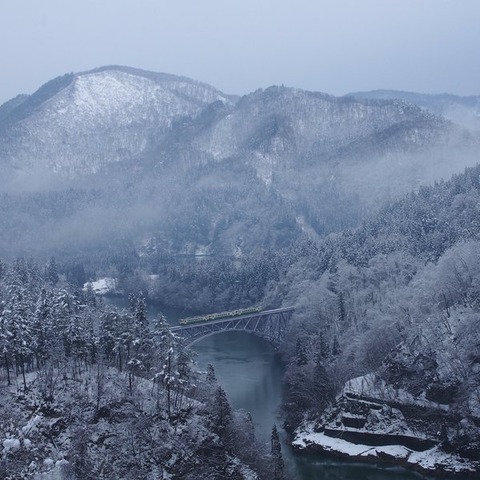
[1,0,479,105]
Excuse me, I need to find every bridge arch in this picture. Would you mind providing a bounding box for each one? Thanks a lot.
[170,307,294,348]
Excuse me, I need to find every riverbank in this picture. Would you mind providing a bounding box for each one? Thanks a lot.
[289,371,480,478]
[292,421,479,478]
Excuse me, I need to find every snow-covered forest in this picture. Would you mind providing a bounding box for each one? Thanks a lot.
[112,163,480,476]
[0,259,284,478]
[2,158,477,477]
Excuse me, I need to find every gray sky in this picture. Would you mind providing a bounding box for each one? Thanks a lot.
[1,0,480,105]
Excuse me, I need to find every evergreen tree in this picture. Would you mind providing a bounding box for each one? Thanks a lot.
[9,287,34,389]
[33,288,53,367]
[45,257,59,285]
[206,363,217,383]
[312,354,334,413]
[132,292,153,371]
[332,335,341,356]
[83,283,97,307]
[125,293,153,391]
[210,386,232,442]
[271,424,285,480]
[0,301,13,385]
[294,337,308,366]
[338,291,346,324]
[0,259,5,279]
[152,313,191,417]
[318,331,330,360]
[99,309,122,367]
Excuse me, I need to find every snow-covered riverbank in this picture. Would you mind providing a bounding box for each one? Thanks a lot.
[293,422,479,478]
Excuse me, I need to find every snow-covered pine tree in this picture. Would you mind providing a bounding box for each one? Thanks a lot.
[271,424,284,480]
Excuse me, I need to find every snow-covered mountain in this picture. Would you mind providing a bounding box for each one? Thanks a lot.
[176,86,469,188]
[0,66,478,258]
[0,66,232,176]
[0,67,472,181]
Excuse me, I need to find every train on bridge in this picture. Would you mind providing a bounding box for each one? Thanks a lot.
[178,306,262,325]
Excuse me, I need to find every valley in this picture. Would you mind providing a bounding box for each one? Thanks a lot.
[1,67,479,479]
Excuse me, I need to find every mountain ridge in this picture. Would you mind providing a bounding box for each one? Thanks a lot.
[348,89,480,130]
[0,66,479,258]
[0,67,464,180]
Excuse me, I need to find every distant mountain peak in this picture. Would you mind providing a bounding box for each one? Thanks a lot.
[0,66,233,175]
[83,65,217,88]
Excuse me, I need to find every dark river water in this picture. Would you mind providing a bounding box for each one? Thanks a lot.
[103,297,435,480]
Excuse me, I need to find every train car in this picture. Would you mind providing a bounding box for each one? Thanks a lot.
[179,306,262,325]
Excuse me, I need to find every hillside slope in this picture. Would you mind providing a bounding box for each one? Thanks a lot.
[0,66,231,176]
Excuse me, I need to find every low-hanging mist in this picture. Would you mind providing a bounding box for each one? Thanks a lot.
[0,66,479,260]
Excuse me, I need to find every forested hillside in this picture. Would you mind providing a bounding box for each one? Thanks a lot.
[106,162,480,475]
[0,259,281,479]
[274,165,480,475]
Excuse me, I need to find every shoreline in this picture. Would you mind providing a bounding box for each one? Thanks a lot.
[292,426,480,479]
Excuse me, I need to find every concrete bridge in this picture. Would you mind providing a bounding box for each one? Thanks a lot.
[170,307,294,347]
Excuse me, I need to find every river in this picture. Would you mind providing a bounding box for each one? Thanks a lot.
[103,297,435,480]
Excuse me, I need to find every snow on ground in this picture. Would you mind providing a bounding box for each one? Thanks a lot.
[293,428,410,460]
[21,414,42,435]
[293,422,479,475]
[83,277,116,295]
[2,438,20,451]
[408,447,479,474]
[35,459,70,480]
[195,245,210,256]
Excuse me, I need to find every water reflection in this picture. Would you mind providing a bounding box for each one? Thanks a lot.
[293,456,433,480]
[193,331,284,441]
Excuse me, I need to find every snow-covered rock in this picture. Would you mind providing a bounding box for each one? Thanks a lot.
[21,414,42,434]
[2,438,20,451]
